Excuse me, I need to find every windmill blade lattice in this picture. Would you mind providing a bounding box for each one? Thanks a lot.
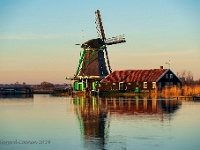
[106,35,126,45]
[95,10,112,73]
[95,10,106,40]
[103,46,112,73]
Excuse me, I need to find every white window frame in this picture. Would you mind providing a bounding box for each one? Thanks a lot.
[119,82,124,90]
[143,82,147,89]
[170,74,173,79]
[152,82,156,89]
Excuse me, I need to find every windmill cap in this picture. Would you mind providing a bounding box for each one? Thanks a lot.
[81,38,105,50]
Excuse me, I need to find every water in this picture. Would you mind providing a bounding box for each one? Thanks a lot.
[0,94,200,150]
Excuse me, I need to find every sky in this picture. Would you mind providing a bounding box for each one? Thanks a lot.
[0,0,200,84]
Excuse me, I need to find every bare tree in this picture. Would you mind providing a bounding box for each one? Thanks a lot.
[177,70,194,85]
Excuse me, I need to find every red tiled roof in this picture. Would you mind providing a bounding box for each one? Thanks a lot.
[102,70,134,82]
[101,69,168,82]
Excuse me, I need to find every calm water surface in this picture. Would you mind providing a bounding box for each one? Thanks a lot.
[0,94,200,150]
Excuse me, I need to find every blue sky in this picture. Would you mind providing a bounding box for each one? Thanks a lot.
[0,0,200,84]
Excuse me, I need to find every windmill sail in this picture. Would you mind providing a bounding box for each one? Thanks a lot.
[106,35,126,45]
[95,10,106,40]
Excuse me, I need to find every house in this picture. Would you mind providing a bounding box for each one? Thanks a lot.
[97,67,182,92]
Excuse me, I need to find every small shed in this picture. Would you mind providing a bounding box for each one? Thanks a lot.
[98,68,182,92]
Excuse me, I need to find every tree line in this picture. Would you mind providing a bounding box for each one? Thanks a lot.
[177,70,200,86]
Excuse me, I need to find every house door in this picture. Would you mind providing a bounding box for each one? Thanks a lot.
[78,82,84,91]
[74,82,79,91]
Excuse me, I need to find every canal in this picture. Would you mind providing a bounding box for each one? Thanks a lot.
[0,94,200,150]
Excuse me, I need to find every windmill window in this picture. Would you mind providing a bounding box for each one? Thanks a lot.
[92,50,95,55]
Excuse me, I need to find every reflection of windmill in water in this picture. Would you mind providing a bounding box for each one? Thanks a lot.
[74,96,110,150]
[68,10,126,91]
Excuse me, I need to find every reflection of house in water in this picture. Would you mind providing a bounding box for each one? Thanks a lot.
[99,97,181,115]
[73,97,181,149]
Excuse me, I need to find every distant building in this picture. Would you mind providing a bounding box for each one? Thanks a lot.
[98,67,182,92]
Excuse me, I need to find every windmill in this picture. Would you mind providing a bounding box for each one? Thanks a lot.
[68,10,126,91]
[76,10,126,77]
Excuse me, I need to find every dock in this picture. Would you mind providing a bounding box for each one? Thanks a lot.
[173,96,200,100]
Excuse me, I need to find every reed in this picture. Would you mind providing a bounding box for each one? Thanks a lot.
[182,85,200,96]
[152,85,200,97]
